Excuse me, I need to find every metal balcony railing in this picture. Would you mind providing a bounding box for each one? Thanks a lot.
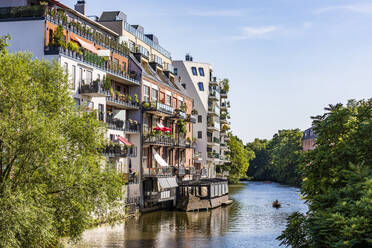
[142,166,175,177]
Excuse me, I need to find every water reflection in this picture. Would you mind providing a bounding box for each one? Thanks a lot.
[77,182,307,248]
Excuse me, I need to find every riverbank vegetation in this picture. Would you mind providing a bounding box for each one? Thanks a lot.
[246,129,303,186]
[278,99,372,247]
[221,135,255,183]
[0,36,124,247]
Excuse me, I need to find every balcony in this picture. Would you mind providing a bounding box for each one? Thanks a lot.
[220,89,228,98]
[207,121,220,132]
[79,81,110,97]
[106,115,124,131]
[186,114,197,123]
[208,90,220,101]
[174,137,187,148]
[143,166,175,177]
[170,109,187,120]
[186,141,197,149]
[143,135,175,146]
[106,95,140,110]
[208,106,220,117]
[0,5,46,20]
[207,152,220,160]
[103,144,137,158]
[143,102,174,117]
[220,115,229,124]
[210,77,218,86]
[177,166,186,176]
[207,136,220,146]
[44,47,140,86]
[144,190,176,203]
[124,121,140,134]
[194,152,203,162]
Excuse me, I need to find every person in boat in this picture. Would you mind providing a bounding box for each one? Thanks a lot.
[272,199,281,208]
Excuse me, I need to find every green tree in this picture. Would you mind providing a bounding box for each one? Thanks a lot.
[0,34,11,54]
[278,99,372,247]
[246,138,271,180]
[221,134,255,183]
[0,48,123,247]
[268,129,303,186]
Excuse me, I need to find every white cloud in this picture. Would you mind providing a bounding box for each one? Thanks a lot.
[317,3,372,14]
[241,26,279,36]
[188,10,243,17]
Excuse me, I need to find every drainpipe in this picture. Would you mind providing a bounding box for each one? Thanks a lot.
[139,109,144,209]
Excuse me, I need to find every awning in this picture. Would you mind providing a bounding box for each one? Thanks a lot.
[117,136,132,146]
[158,177,178,190]
[152,148,169,167]
[72,35,98,54]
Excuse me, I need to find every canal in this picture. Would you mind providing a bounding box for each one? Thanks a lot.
[76,181,307,248]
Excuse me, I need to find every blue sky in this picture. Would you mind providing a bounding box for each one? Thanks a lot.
[62,0,372,143]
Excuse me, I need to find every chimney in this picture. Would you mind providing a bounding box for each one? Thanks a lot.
[74,0,86,15]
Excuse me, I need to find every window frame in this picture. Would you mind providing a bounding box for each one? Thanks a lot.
[191,67,197,76]
[198,82,204,91]
[198,67,205,76]
[152,88,158,102]
[197,131,202,139]
[144,85,150,102]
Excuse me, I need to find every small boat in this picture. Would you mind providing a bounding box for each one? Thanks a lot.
[272,200,281,208]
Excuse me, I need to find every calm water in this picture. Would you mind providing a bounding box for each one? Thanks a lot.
[76,182,307,248]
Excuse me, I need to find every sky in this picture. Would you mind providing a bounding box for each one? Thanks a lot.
[62,0,372,143]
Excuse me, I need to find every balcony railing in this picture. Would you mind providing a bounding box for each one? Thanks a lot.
[174,137,186,147]
[208,106,220,116]
[143,166,175,177]
[208,121,221,131]
[106,95,140,110]
[208,152,220,159]
[220,89,228,97]
[106,115,124,130]
[144,190,176,202]
[142,102,174,116]
[0,5,46,19]
[186,114,197,123]
[172,109,187,120]
[143,135,175,146]
[44,47,140,85]
[103,144,137,158]
[209,90,220,100]
[79,81,110,97]
[124,121,140,133]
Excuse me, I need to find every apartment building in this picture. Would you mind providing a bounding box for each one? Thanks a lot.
[303,127,316,152]
[0,0,195,211]
[173,54,231,179]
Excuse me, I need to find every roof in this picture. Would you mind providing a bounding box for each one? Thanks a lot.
[99,11,126,22]
[303,127,316,140]
[179,178,228,186]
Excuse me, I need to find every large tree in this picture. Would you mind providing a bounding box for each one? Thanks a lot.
[245,138,271,180]
[278,99,372,247]
[222,135,255,183]
[0,37,123,247]
[268,129,303,186]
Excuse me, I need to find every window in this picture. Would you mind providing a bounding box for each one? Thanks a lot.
[79,67,83,86]
[48,29,53,44]
[198,131,202,139]
[98,104,104,121]
[198,67,205,76]
[86,70,92,84]
[174,68,178,75]
[63,62,68,75]
[191,67,197,76]
[152,88,158,102]
[198,82,204,91]
[166,95,171,106]
[198,115,202,123]
[71,65,76,90]
[181,83,186,89]
[178,100,183,109]
[116,85,121,92]
[144,86,150,102]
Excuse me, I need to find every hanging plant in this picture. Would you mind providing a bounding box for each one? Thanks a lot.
[177,120,187,134]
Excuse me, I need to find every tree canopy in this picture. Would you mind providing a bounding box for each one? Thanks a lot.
[278,99,372,247]
[222,134,255,183]
[246,129,303,186]
[0,38,123,247]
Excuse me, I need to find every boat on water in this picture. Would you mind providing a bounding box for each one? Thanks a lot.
[272,200,281,208]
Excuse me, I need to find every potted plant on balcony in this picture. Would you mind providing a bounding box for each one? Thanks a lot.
[142,101,150,109]
[116,91,121,102]
[127,95,132,103]
[181,103,187,113]
[191,109,198,115]
[134,94,139,104]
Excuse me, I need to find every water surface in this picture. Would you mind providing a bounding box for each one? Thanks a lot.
[77,182,307,248]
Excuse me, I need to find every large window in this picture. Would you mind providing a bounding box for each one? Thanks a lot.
[198,82,204,91]
[152,88,158,102]
[174,68,178,75]
[198,115,202,123]
[198,131,202,139]
[86,70,92,84]
[144,85,150,102]
[198,67,205,76]
[191,67,197,76]
[71,65,76,90]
